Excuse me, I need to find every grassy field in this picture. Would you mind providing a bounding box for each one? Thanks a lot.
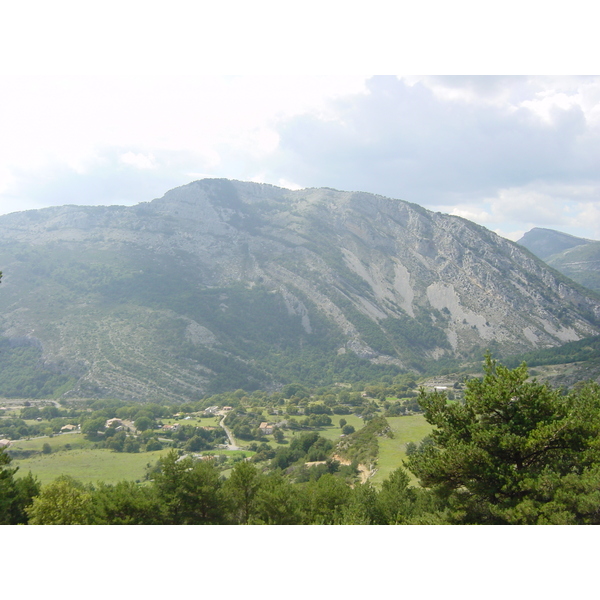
[13,448,171,485]
[315,414,365,442]
[371,414,432,486]
[161,415,222,427]
[9,433,92,453]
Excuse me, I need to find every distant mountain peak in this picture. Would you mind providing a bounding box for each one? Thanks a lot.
[518,227,595,261]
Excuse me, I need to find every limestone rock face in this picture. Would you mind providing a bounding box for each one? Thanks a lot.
[1,178,599,401]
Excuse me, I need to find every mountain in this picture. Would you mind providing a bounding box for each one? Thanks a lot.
[517,227,593,260]
[518,227,600,293]
[1,179,600,402]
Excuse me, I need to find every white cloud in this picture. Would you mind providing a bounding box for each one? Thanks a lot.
[120,152,156,170]
[276,178,304,191]
[1,72,600,243]
[521,91,582,125]
[496,229,527,242]
[448,206,495,224]
[569,202,600,239]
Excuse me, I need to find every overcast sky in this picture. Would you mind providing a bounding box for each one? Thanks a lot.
[1,3,598,242]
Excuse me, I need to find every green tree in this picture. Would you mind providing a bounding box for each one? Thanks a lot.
[27,476,95,525]
[152,450,225,524]
[1,446,40,524]
[81,417,105,439]
[252,472,304,524]
[134,415,155,432]
[223,460,261,524]
[376,467,422,524]
[92,481,164,525]
[407,355,600,524]
[339,481,385,524]
[304,473,353,524]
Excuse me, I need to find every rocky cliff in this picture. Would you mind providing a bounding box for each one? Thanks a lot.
[1,179,599,401]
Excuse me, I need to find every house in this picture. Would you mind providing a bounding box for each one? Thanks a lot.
[0,439,11,448]
[259,422,274,435]
[60,424,78,433]
[161,424,179,431]
[105,418,123,428]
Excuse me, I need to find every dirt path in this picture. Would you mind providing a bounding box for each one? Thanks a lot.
[332,454,372,484]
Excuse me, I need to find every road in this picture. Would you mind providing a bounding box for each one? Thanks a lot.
[217,412,241,450]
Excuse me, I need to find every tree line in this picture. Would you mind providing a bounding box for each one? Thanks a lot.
[4,355,600,524]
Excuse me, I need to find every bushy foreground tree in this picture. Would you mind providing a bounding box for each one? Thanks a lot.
[27,476,94,525]
[407,354,600,524]
[0,446,40,524]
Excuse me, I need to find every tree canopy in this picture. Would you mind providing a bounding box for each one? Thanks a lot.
[407,354,600,524]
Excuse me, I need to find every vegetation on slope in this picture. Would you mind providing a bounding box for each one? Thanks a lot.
[4,356,600,525]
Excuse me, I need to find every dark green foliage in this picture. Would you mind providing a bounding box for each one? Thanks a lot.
[376,468,418,524]
[103,431,141,453]
[152,450,226,524]
[134,415,155,432]
[303,474,353,524]
[0,447,41,524]
[407,354,600,524]
[0,338,76,398]
[381,312,449,351]
[145,438,163,452]
[223,460,261,524]
[81,417,106,439]
[336,416,392,465]
[251,472,304,524]
[503,334,600,369]
[270,432,333,471]
[91,481,164,525]
[327,352,402,383]
[340,481,385,524]
[26,476,94,525]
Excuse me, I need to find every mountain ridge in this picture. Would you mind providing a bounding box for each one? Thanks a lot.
[1,179,599,401]
[517,227,593,260]
[518,226,600,294]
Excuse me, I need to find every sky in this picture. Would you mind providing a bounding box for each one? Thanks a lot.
[1,3,599,242]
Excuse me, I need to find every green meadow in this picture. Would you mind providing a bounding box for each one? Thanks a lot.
[10,433,92,453]
[13,447,171,485]
[371,414,432,486]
